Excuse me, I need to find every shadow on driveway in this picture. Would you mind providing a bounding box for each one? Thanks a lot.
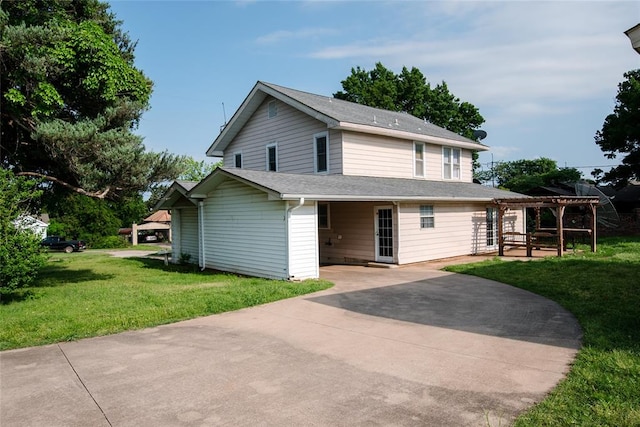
[309,271,581,348]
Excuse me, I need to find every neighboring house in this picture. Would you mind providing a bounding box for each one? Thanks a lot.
[12,214,49,239]
[157,81,524,280]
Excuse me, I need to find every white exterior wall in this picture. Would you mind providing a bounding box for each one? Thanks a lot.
[287,201,319,279]
[318,201,377,264]
[171,207,199,264]
[342,131,474,182]
[202,180,289,279]
[223,97,342,175]
[397,203,525,264]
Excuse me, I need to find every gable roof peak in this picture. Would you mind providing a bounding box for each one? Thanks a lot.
[206,81,487,157]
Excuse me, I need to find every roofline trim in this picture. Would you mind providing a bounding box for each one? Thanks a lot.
[278,194,497,202]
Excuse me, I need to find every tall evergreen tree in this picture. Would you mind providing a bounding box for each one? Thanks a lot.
[0,0,183,199]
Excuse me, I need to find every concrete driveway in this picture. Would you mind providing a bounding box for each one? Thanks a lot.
[0,265,581,426]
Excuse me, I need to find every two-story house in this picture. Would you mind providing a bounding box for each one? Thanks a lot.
[157,81,524,280]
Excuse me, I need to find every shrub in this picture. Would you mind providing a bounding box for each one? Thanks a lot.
[0,170,47,297]
[92,236,130,249]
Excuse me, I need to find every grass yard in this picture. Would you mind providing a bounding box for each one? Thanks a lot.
[446,237,640,426]
[0,252,332,350]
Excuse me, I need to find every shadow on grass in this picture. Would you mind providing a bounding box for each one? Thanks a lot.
[34,265,115,287]
[128,257,211,274]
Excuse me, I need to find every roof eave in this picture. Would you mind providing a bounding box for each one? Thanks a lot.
[278,194,497,202]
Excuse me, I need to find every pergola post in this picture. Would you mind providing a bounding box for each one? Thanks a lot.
[556,205,565,257]
[497,206,505,256]
[591,204,597,253]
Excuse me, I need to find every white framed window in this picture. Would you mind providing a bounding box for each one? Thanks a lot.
[443,147,461,180]
[318,203,330,229]
[414,142,425,177]
[314,132,329,174]
[420,205,434,229]
[268,100,278,118]
[266,143,278,171]
[234,152,242,169]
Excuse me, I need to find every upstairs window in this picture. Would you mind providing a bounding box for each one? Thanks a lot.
[443,147,461,180]
[266,143,278,172]
[414,142,425,177]
[268,100,278,118]
[314,132,329,174]
[420,205,435,228]
[234,152,242,169]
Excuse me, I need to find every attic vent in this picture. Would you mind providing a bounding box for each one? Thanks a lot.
[268,100,277,118]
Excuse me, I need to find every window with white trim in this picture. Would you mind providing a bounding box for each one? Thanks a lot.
[318,203,330,229]
[314,132,329,173]
[266,143,278,171]
[443,147,461,180]
[420,205,434,229]
[234,152,242,168]
[414,142,425,177]
[268,100,277,118]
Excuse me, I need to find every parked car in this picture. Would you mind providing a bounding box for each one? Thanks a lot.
[137,231,158,243]
[41,236,87,253]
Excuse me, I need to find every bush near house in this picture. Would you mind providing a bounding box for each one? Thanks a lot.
[0,170,48,297]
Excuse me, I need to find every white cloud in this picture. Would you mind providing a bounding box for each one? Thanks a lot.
[306,1,639,124]
[256,28,338,45]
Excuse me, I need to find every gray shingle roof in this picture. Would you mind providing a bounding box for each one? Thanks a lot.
[261,82,480,145]
[207,81,487,156]
[218,168,524,201]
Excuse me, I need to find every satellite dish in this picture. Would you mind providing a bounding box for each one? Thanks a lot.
[473,129,487,141]
[575,181,620,228]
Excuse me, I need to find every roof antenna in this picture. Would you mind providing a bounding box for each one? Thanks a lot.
[220,102,227,132]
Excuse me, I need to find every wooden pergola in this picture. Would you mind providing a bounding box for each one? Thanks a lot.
[493,196,600,257]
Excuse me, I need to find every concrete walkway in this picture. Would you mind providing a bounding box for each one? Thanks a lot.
[0,265,581,426]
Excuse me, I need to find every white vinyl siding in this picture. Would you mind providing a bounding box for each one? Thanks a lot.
[171,207,199,264]
[397,203,525,264]
[223,98,342,174]
[202,180,288,279]
[288,201,319,279]
[342,132,474,182]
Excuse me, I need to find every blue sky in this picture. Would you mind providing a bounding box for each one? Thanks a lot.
[108,0,640,178]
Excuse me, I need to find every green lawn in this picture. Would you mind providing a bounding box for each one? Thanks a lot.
[446,237,640,426]
[0,252,332,350]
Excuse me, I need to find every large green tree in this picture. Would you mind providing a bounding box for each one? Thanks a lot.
[594,69,640,186]
[0,0,183,199]
[334,62,485,140]
[476,157,582,194]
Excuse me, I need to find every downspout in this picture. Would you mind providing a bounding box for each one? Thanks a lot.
[285,198,305,280]
[199,200,206,271]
